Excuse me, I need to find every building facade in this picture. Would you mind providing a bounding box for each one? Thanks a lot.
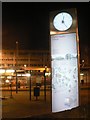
[0,49,51,70]
[0,49,51,87]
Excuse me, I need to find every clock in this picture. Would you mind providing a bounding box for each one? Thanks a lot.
[53,12,73,31]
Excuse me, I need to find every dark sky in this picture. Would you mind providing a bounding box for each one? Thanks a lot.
[2,2,89,51]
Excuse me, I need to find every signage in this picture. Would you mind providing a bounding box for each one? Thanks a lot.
[51,33,79,112]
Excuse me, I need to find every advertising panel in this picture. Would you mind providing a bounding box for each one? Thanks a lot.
[51,33,79,112]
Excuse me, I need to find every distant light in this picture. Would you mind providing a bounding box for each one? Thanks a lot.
[6,69,15,73]
[22,74,26,77]
[7,76,12,79]
[45,73,48,76]
[17,74,22,76]
[0,69,5,74]
[45,72,51,76]
[6,80,10,83]
[24,64,27,67]
[0,76,5,78]
[80,73,84,76]
[16,41,18,44]
[26,73,31,77]
[82,60,84,62]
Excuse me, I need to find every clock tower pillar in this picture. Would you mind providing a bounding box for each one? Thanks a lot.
[50,8,80,113]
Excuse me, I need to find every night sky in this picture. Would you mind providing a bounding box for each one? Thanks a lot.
[2,2,89,52]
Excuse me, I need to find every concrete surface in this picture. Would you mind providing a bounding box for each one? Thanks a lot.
[1,84,90,119]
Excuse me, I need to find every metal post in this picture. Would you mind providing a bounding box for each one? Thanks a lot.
[15,69,18,93]
[29,70,31,100]
[10,80,13,98]
[44,69,46,101]
[16,41,18,93]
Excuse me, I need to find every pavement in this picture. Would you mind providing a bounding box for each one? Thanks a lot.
[1,84,90,120]
[1,105,90,120]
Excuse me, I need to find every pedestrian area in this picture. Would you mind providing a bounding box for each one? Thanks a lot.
[1,90,51,119]
[1,85,90,119]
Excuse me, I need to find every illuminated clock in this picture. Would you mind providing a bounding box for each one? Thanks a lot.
[53,12,73,31]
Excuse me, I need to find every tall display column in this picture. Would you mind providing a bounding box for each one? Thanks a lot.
[50,8,80,112]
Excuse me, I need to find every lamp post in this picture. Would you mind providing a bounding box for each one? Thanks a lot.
[29,70,32,101]
[44,66,47,101]
[16,70,18,93]
[26,72,31,100]
[10,79,13,98]
[9,76,13,98]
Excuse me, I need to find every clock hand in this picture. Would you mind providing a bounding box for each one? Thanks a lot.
[63,22,67,28]
[61,18,67,28]
[62,13,64,21]
[62,14,64,23]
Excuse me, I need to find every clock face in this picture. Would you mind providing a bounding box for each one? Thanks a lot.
[53,12,73,31]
